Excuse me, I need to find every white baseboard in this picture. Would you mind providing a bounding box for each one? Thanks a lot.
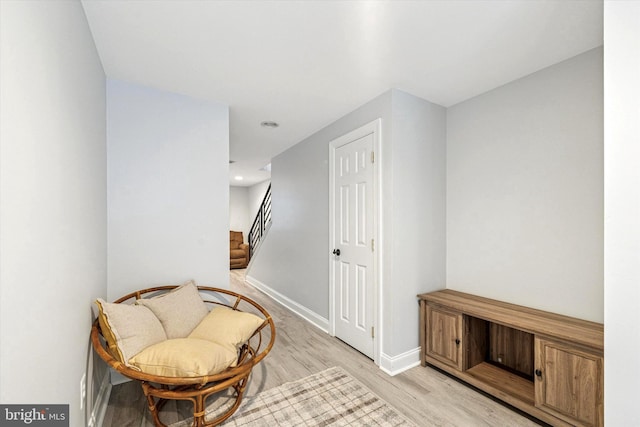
[245,275,421,376]
[245,275,329,332]
[88,370,112,427]
[379,347,421,376]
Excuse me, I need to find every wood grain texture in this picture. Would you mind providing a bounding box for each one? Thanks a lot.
[535,338,604,427]
[464,315,488,370]
[426,303,463,370]
[418,290,603,351]
[419,289,604,427]
[103,271,542,426]
[466,362,534,405]
[489,323,534,377]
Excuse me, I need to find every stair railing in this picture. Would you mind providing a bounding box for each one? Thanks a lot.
[248,184,271,257]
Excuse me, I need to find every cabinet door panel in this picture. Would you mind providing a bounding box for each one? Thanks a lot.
[535,338,603,427]
[426,304,462,370]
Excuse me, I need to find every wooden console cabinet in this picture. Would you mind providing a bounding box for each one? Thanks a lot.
[418,290,603,427]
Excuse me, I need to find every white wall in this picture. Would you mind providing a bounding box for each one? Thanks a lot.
[107,79,229,299]
[0,2,107,426]
[249,89,446,370]
[247,48,604,375]
[230,186,250,238]
[604,2,640,424]
[386,91,446,357]
[249,91,392,320]
[447,48,604,322]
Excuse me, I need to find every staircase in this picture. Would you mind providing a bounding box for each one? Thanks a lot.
[248,183,271,257]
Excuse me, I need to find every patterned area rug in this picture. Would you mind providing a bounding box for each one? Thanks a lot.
[171,366,416,426]
[225,366,415,426]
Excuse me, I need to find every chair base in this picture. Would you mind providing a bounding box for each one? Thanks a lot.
[141,372,250,427]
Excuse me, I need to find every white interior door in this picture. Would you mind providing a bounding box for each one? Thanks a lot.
[331,126,376,359]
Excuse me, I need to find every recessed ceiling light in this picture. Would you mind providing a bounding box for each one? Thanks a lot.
[234,176,244,181]
[260,121,279,128]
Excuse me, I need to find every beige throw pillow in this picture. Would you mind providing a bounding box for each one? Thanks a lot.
[95,298,167,366]
[129,338,237,377]
[137,281,209,339]
[189,306,265,349]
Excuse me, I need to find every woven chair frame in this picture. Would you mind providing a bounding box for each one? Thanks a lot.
[90,286,276,427]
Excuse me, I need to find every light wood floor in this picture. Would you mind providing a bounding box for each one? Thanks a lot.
[102,270,544,426]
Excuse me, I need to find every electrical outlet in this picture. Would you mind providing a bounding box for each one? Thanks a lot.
[80,373,86,410]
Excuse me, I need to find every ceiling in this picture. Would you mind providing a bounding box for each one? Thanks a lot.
[81,0,603,187]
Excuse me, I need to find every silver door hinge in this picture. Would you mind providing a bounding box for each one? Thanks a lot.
[371,239,374,251]
[371,327,375,339]
[371,151,375,163]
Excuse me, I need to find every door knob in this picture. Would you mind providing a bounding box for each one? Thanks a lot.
[332,249,341,256]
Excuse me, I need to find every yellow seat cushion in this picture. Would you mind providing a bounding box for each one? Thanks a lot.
[189,306,265,349]
[129,338,237,377]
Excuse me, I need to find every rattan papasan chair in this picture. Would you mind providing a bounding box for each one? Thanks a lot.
[91,281,275,427]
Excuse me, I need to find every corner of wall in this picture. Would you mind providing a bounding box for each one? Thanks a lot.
[379,348,422,376]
